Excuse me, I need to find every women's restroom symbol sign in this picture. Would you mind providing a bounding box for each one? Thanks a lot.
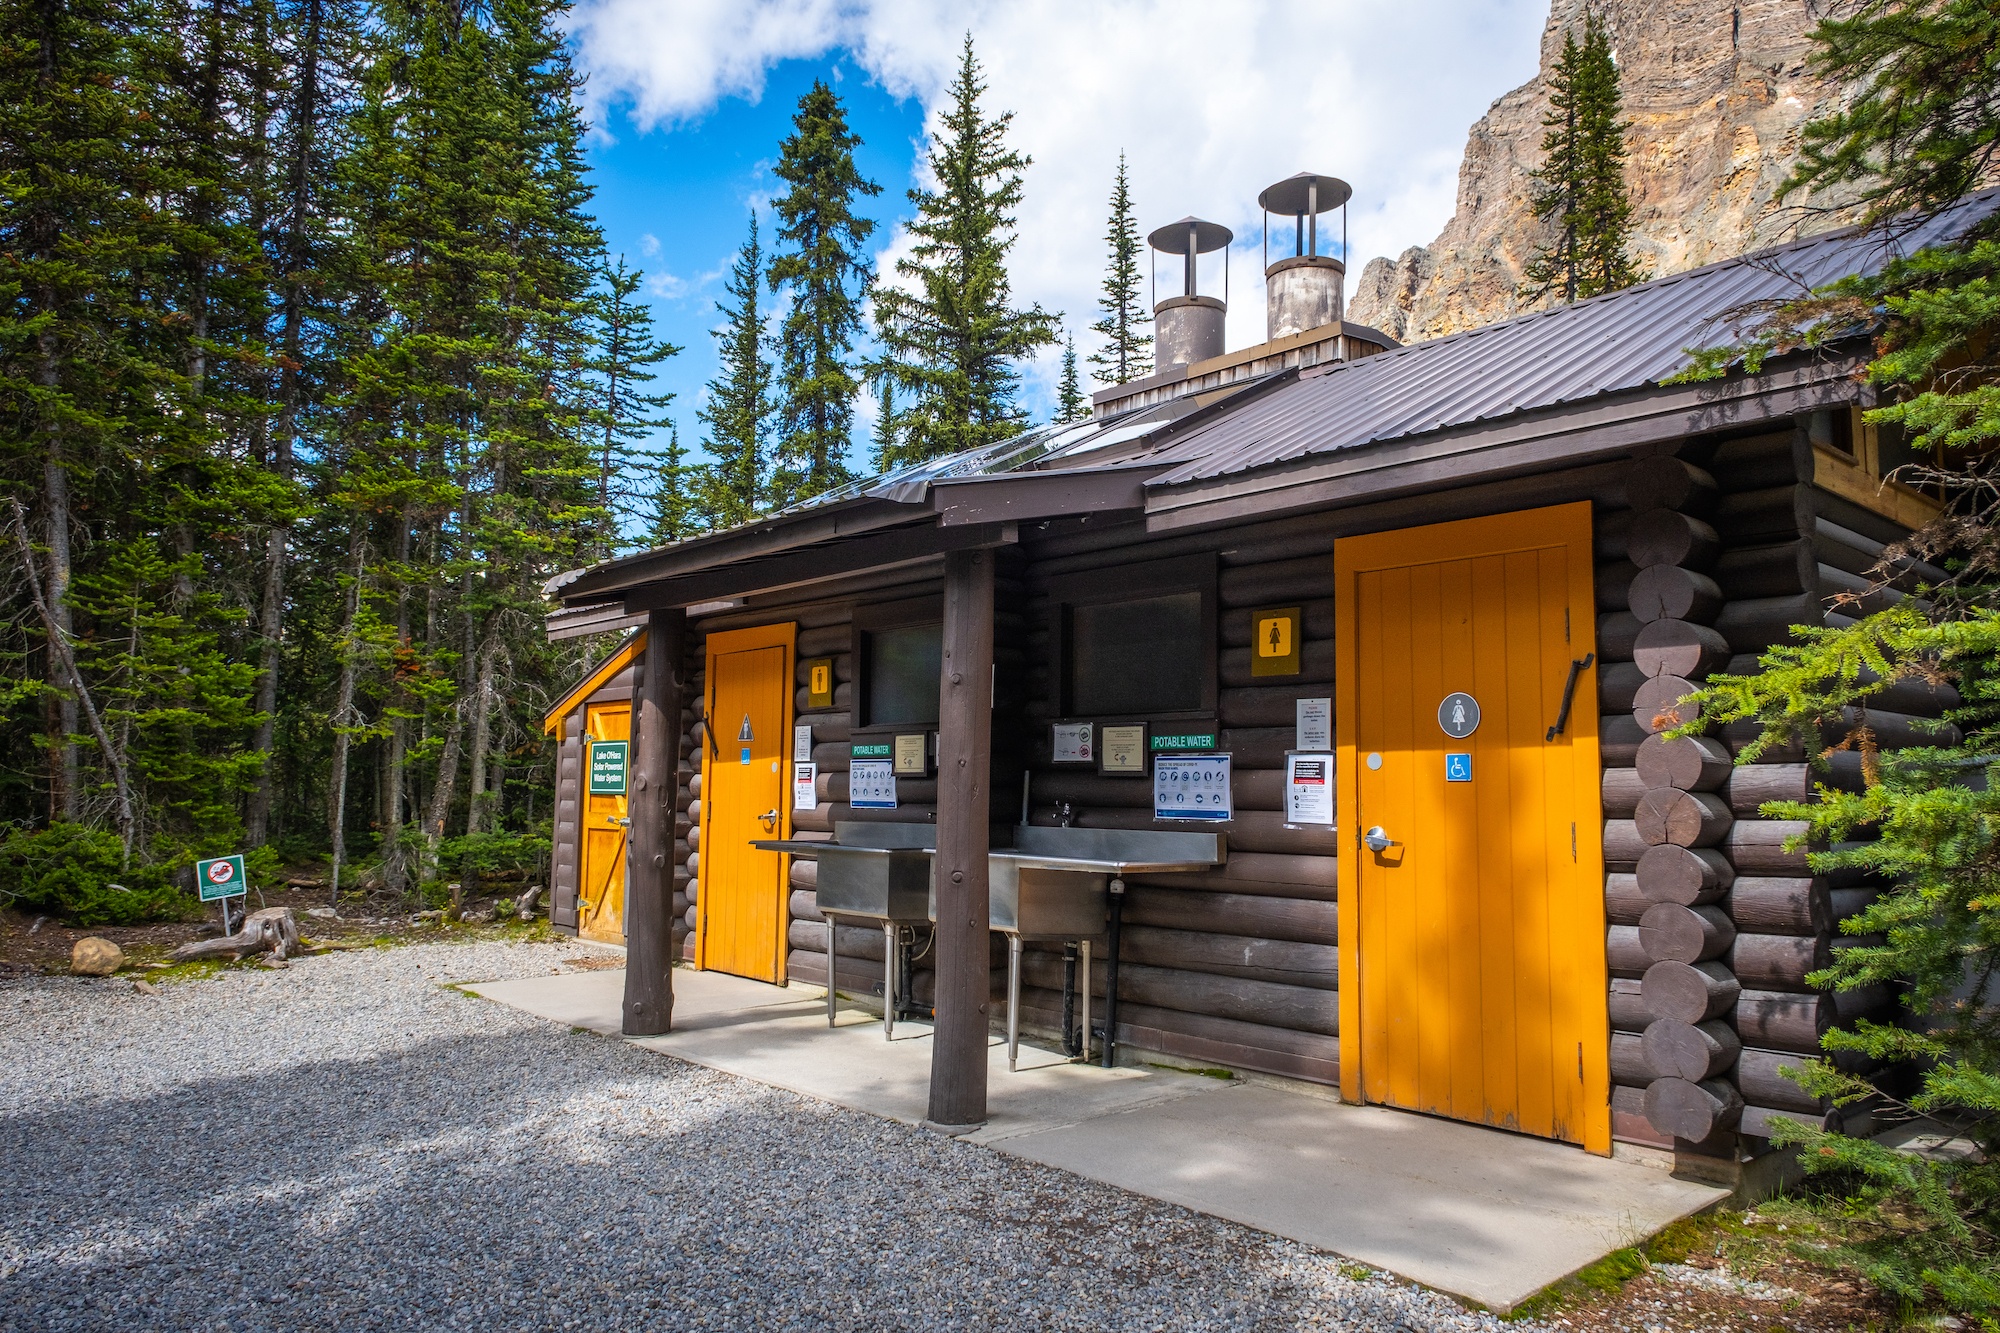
[1437,692,1480,739]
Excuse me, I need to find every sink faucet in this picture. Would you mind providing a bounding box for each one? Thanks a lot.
[1055,801,1077,828]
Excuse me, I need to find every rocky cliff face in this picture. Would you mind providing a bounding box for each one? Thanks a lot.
[1347,0,1861,344]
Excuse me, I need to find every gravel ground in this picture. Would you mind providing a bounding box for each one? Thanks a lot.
[0,941,1538,1331]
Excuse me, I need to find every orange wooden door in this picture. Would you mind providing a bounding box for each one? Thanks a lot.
[1335,502,1609,1152]
[699,625,794,982]
[579,702,631,944]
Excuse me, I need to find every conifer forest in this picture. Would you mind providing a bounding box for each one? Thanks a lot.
[0,3,1061,918]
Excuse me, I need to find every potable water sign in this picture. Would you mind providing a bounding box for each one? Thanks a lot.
[195,853,246,903]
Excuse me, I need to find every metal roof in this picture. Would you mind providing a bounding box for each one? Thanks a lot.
[1139,189,2000,490]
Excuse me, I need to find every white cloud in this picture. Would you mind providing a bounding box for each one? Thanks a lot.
[571,0,1550,379]
[640,232,661,258]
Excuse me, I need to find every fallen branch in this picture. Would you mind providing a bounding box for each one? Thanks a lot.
[170,906,301,963]
[8,496,138,861]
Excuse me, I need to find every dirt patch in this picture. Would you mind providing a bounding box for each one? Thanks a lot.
[562,955,622,971]
[0,881,557,977]
[1512,1209,1897,1330]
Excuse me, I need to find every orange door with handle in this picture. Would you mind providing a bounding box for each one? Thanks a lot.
[698,624,795,982]
[578,702,631,944]
[1336,502,1609,1152]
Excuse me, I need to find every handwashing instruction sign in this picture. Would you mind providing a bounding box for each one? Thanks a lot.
[849,758,897,809]
[1154,755,1232,821]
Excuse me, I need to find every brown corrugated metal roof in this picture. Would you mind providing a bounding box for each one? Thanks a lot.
[1139,192,2000,490]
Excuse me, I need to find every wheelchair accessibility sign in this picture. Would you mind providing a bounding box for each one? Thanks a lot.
[1445,753,1473,783]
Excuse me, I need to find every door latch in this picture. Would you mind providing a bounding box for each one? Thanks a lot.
[1546,652,1595,741]
[1363,825,1398,853]
[758,808,779,831]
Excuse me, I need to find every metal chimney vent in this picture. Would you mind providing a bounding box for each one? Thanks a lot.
[1258,172,1351,340]
[1147,216,1233,369]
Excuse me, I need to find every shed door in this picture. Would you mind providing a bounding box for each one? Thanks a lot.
[1336,503,1609,1152]
[579,702,631,944]
[701,636,791,982]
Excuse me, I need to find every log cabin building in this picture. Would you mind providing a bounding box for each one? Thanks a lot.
[543,178,1997,1176]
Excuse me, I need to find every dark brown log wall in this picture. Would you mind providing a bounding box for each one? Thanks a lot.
[1609,427,1918,1153]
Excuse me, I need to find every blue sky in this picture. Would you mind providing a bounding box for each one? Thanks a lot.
[586,60,925,465]
[569,0,1554,478]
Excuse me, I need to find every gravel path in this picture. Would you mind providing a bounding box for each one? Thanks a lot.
[1,941,1537,1331]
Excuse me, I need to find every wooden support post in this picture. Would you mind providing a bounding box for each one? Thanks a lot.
[623,608,685,1036]
[928,548,995,1128]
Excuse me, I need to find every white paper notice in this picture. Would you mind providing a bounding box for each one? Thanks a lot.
[793,724,813,762]
[792,762,817,812]
[1285,753,1335,825]
[1052,722,1093,764]
[1296,698,1332,751]
[1154,755,1232,821]
[849,758,897,809]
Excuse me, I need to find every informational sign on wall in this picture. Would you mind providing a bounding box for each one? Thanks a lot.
[194,853,246,903]
[588,740,629,795]
[894,733,928,776]
[1296,698,1332,751]
[1052,722,1093,764]
[1100,724,1146,775]
[1285,754,1334,825]
[794,724,813,762]
[1154,754,1232,821]
[849,758,898,809]
[793,762,818,811]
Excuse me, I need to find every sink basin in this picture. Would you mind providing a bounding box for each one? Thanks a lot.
[751,822,935,922]
[927,825,1226,937]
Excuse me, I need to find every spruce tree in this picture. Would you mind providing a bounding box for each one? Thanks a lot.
[1089,152,1151,385]
[591,256,678,557]
[871,35,1057,467]
[869,379,899,471]
[645,426,697,546]
[767,80,878,508]
[1056,332,1086,423]
[697,213,772,526]
[1522,13,1639,304]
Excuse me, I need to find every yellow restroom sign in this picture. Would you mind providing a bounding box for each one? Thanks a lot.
[1251,605,1302,676]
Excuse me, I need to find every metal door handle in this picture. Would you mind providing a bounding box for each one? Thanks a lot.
[1547,653,1595,741]
[610,817,631,827]
[1364,826,1397,853]
[759,808,778,831]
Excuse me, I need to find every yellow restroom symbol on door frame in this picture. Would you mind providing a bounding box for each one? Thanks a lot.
[1257,616,1292,657]
[809,661,831,696]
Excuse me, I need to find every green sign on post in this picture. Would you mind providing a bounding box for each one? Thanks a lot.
[589,740,629,795]
[195,854,246,903]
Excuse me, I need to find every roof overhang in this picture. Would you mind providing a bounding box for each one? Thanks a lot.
[542,630,646,738]
[1142,351,1870,534]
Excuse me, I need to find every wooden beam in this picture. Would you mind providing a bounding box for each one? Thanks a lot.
[622,522,1016,614]
[623,607,684,1036]
[928,548,995,1128]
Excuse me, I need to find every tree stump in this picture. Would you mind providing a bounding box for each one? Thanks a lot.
[170,906,300,962]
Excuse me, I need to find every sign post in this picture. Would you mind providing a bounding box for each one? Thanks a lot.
[195,853,248,934]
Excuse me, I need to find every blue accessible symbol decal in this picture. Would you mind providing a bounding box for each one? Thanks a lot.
[1445,753,1473,782]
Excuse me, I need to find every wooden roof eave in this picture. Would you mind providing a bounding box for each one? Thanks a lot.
[1140,351,1872,535]
[543,630,646,739]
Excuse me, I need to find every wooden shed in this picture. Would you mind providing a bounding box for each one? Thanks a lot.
[545,189,1996,1176]
[543,631,646,944]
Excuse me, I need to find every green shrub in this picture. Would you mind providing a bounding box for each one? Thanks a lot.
[434,827,550,880]
[0,823,197,926]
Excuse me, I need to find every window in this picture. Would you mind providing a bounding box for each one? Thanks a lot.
[1071,592,1204,715]
[1048,553,1216,719]
[862,622,942,727]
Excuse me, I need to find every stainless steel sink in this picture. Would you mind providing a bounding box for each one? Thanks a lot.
[754,822,1226,1068]
[752,822,936,1034]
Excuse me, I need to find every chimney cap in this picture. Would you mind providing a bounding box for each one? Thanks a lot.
[1147,216,1233,255]
[1257,172,1352,216]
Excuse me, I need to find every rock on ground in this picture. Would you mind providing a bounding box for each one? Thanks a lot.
[0,941,1537,1331]
[68,938,123,977]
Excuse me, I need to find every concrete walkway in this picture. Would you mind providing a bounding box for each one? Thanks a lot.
[466,966,1726,1312]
